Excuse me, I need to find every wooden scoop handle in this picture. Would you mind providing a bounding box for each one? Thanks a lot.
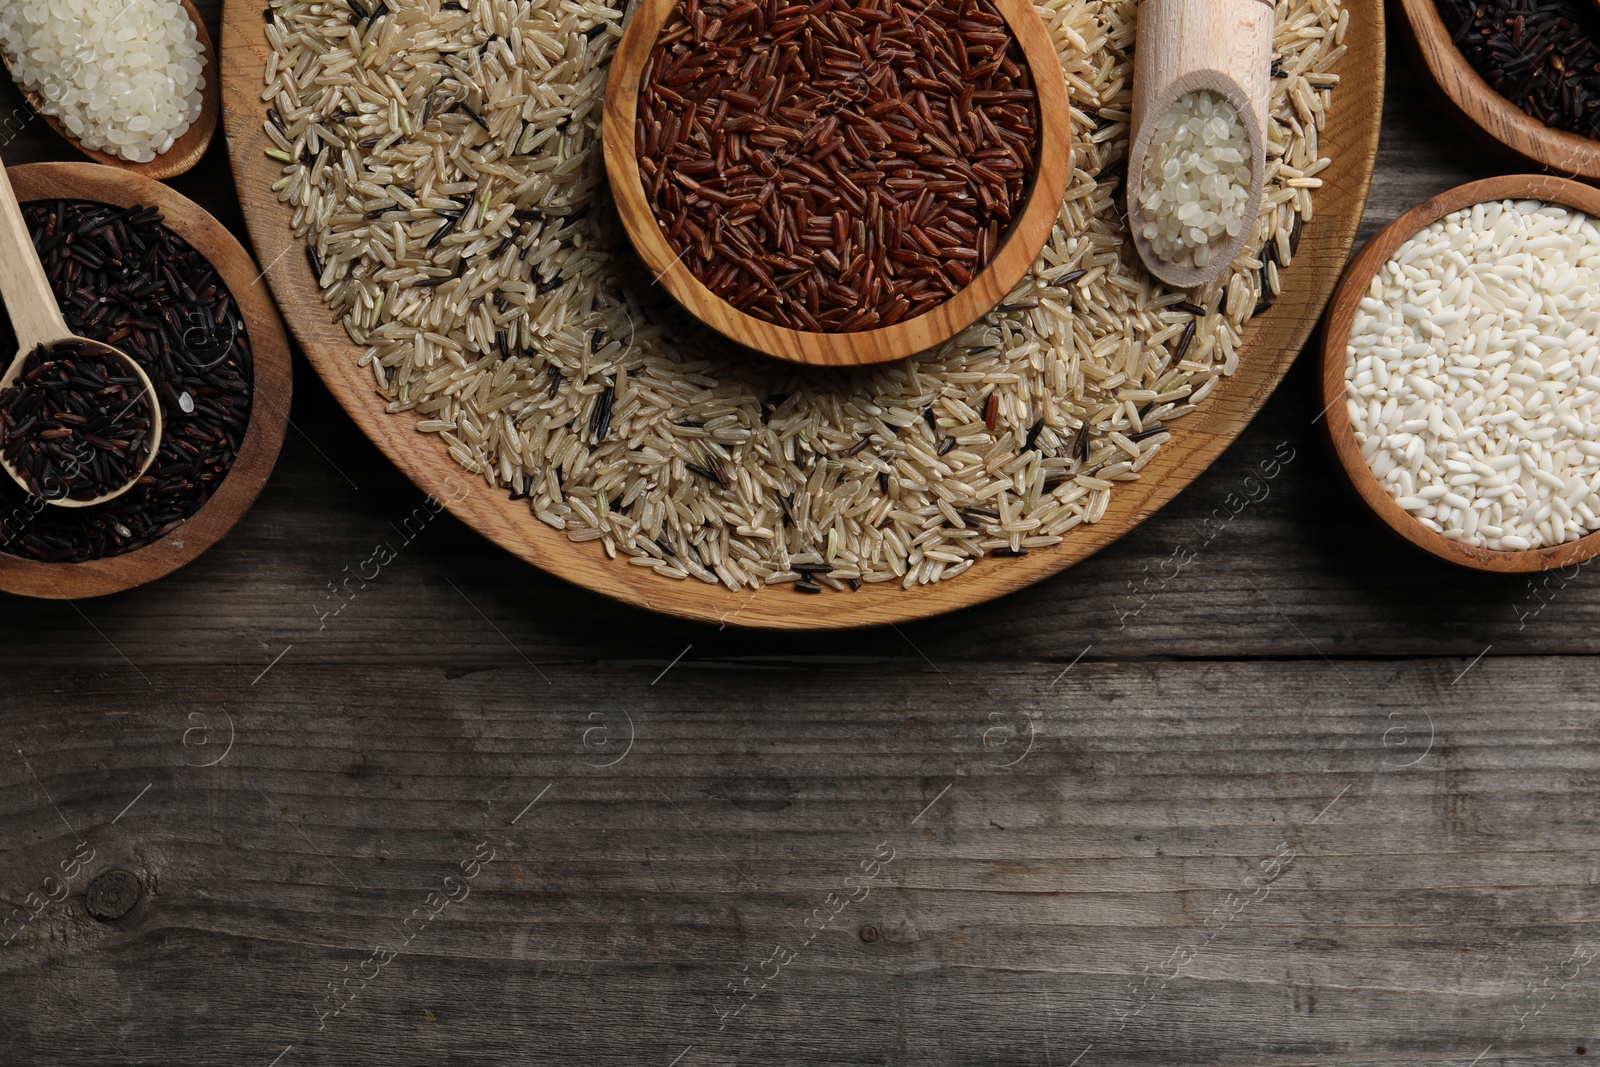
[0,161,70,360]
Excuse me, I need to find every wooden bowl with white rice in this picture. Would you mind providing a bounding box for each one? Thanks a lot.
[1321,174,1600,574]
[0,0,220,181]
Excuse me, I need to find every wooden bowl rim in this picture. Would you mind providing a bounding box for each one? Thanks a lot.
[1395,0,1600,181]
[1318,173,1600,574]
[599,0,1072,367]
[0,0,220,182]
[0,161,293,599]
[223,0,1383,630]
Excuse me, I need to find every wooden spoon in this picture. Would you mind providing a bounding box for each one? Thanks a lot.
[0,161,162,507]
[0,0,219,182]
[1126,0,1274,291]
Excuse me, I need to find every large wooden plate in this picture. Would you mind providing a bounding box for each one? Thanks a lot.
[220,0,1383,630]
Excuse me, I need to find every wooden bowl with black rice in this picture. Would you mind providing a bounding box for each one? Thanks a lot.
[1395,0,1600,179]
[0,162,291,599]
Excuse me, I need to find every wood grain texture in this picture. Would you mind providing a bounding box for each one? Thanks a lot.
[0,0,220,182]
[1125,0,1273,290]
[0,162,292,598]
[599,0,1074,366]
[1320,173,1600,574]
[2,658,1598,1065]
[1395,0,1600,181]
[221,0,1383,630]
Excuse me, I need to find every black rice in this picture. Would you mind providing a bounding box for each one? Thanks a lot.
[1436,0,1600,138]
[0,200,254,563]
[0,342,155,502]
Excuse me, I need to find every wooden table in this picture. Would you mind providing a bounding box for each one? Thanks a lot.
[3,11,1596,1066]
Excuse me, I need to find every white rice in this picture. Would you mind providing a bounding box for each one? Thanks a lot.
[263,0,1343,591]
[1138,90,1254,268]
[1346,199,1600,552]
[0,0,206,163]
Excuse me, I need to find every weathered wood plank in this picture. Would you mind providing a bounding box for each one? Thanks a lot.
[2,658,1597,1064]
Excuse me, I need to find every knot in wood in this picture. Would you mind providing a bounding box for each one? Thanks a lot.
[85,869,141,922]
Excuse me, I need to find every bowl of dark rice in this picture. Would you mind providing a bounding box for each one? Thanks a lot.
[602,0,1074,366]
[1396,0,1600,180]
[0,162,291,599]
